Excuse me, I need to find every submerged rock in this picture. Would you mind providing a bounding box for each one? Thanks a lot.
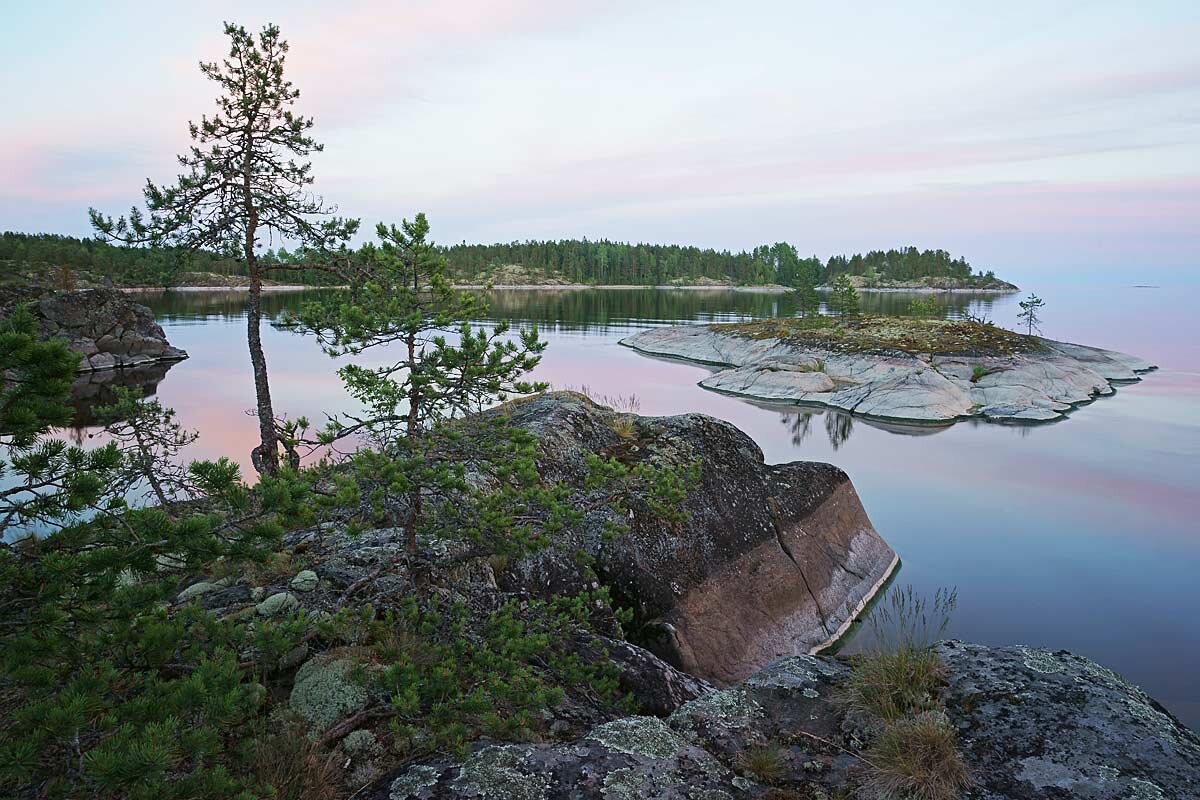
[28,288,187,372]
[621,323,1155,424]
[367,643,1200,799]
[496,392,897,685]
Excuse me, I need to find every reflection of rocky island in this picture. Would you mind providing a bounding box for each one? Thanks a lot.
[68,359,180,428]
[623,317,1155,424]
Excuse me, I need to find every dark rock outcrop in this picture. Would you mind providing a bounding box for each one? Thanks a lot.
[29,288,187,371]
[497,393,898,685]
[374,643,1200,799]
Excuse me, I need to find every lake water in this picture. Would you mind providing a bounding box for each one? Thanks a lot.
[77,284,1200,728]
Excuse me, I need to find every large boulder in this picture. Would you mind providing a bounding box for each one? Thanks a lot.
[370,643,1200,799]
[28,288,187,372]
[498,392,898,685]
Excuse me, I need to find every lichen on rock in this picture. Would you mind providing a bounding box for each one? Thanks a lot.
[289,656,368,734]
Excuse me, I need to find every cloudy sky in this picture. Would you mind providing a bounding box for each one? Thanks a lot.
[3,1,1197,283]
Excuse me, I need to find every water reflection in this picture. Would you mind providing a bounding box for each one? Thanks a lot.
[780,409,856,450]
[68,360,181,430]
[100,284,1199,727]
[133,286,1010,333]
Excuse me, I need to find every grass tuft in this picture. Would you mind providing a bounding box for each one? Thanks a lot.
[737,742,787,784]
[250,714,343,800]
[862,714,970,800]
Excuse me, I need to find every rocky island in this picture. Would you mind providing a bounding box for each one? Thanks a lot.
[26,288,188,372]
[622,317,1155,424]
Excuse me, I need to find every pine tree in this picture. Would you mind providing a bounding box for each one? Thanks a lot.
[829,274,861,319]
[90,22,358,476]
[295,214,548,554]
[793,275,821,319]
[1017,293,1045,336]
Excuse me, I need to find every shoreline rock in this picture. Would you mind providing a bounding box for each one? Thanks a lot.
[621,323,1156,424]
[373,641,1199,799]
[497,393,898,685]
[28,288,188,372]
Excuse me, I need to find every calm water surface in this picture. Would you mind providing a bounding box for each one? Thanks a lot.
[85,285,1200,727]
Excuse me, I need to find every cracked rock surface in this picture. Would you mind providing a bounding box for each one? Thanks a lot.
[621,325,1154,424]
[372,643,1200,799]
[29,288,188,371]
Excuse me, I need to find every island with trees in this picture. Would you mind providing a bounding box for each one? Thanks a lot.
[1,20,1192,800]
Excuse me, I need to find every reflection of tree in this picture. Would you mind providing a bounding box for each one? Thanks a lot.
[825,412,854,450]
[783,412,814,447]
[781,410,855,449]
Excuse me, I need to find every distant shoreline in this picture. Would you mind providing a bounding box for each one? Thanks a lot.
[122,283,1018,295]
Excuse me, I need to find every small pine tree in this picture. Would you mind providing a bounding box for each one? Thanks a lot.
[830,274,861,319]
[296,214,548,554]
[793,275,821,319]
[1017,293,1045,336]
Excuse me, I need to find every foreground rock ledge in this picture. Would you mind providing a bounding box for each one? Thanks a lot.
[621,321,1155,424]
[30,288,188,372]
[500,393,897,685]
[374,642,1200,800]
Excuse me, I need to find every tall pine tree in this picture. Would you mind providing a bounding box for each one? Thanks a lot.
[90,22,358,475]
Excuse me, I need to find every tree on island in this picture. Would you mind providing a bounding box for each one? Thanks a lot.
[1017,293,1045,337]
[829,274,861,318]
[90,22,358,476]
[793,274,821,319]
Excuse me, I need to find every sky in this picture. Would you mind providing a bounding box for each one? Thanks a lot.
[2,0,1198,285]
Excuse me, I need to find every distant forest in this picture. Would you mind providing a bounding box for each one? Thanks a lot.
[1,231,1000,288]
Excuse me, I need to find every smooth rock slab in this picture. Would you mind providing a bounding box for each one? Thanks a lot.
[621,325,1155,424]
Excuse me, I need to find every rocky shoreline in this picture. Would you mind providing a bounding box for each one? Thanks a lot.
[376,641,1200,800]
[169,391,1198,798]
[621,321,1155,424]
[26,288,188,372]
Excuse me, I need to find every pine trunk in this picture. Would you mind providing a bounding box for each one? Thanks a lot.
[245,220,280,477]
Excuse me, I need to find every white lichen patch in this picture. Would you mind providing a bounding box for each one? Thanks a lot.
[589,716,688,760]
[389,764,442,799]
[453,746,549,800]
[342,729,382,757]
[288,657,368,733]
[802,687,819,699]
[1018,646,1064,674]
[1122,697,1180,739]
[672,688,757,732]
[1128,778,1167,799]
[602,765,681,800]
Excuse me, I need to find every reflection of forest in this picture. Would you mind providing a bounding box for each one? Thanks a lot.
[140,287,1007,332]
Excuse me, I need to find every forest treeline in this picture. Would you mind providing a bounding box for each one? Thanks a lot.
[1,230,1001,288]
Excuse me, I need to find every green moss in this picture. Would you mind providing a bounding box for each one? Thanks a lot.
[256,591,299,617]
[713,315,1040,357]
